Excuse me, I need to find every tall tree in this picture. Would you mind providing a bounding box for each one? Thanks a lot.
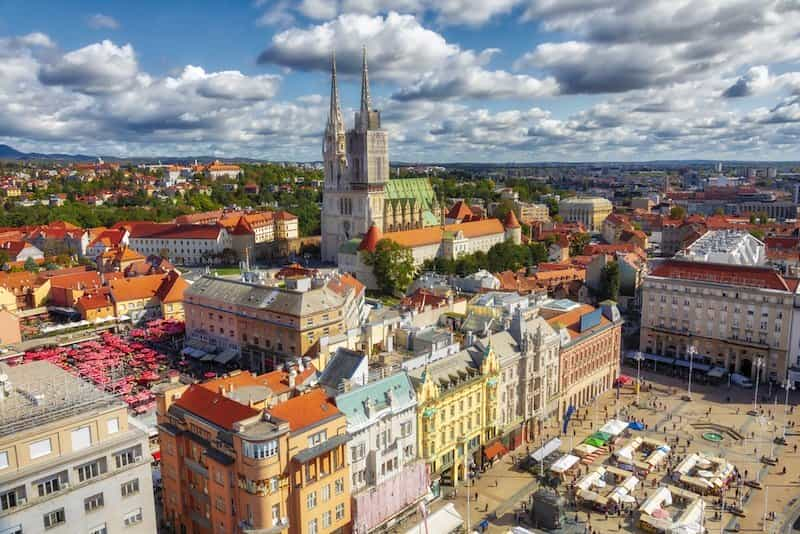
[569,232,590,257]
[599,261,620,301]
[361,239,415,297]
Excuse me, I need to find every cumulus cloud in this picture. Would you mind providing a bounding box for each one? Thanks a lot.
[87,14,120,30]
[514,0,800,95]
[263,0,517,25]
[38,40,138,94]
[260,12,555,100]
[0,35,320,159]
[723,66,800,98]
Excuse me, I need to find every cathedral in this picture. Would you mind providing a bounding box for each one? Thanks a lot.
[320,48,443,263]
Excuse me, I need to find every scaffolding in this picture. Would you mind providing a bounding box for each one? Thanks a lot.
[0,361,122,439]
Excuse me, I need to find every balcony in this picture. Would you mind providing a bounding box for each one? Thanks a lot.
[185,458,209,478]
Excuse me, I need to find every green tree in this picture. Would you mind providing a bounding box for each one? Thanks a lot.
[599,261,620,301]
[528,242,548,265]
[569,232,590,257]
[23,257,38,272]
[750,229,765,241]
[0,250,8,268]
[361,239,415,296]
[669,206,687,220]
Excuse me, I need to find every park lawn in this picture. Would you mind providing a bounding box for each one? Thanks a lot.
[213,267,241,276]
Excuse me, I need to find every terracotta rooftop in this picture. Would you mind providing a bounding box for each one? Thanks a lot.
[382,218,504,249]
[174,384,259,430]
[546,303,612,340]
[358,224,382,253]
[447,200,473,220]
[267,388,340,432]
[650,260,795,292]
[504,209,521,229]
[109,274,167,302]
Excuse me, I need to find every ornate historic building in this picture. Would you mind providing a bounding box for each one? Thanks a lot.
[321,49,443,262]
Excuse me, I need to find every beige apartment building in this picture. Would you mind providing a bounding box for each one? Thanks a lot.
[0,361,155,534]
[640,259,800,383]
[157,376,351,534]
[183,274,364,372]
[558,197,613,232]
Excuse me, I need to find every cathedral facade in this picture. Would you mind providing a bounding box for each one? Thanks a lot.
[320,49,442,263]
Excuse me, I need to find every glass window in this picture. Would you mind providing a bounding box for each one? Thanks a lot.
[334,478,344,495]
[243,440,278,460]
[89,524,107,534]
[43,508,66,529]
[121,478,140,497]
[307,430,327,448]
[84,493,104,512]
[29,438,52,459]
[308,519,318,534]
[77,459,106,482]
[107,418,120,435]
[322,511,332,528]
[123,508,143,527]
[335,503,345,520]
[71,426,92,451]
[321,484,330,502]
[306,491,317,510]
[0,451,8,470]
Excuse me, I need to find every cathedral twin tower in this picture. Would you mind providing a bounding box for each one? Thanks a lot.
[321,48,439,262]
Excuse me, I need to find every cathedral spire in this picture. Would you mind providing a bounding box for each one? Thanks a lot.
[327,49,344,137]
[359,45,371,131]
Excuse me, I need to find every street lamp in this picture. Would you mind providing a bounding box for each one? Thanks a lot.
[753,357,765,414]
[783,379,795,440]
[687,346,696,400]
[634,352,645,406]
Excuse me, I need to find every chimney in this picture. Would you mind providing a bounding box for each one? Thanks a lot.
[288,369,297,389]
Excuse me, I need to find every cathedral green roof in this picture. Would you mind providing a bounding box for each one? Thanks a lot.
[385,177,439,227]
[385,178,436,206]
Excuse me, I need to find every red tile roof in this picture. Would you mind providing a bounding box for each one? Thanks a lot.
[267,388,340,432]
[358,224,382,253]
[174,384,260,430]
[447,200,473,220]
[651,260,793,291]
[504,210,521,229]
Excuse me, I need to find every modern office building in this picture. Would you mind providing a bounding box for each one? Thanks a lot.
[0,361,156,534]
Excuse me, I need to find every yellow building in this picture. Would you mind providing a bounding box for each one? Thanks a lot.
[409,343,500,491]
[559,197,613,232]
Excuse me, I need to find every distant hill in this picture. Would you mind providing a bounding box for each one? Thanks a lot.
[0,144,97,162]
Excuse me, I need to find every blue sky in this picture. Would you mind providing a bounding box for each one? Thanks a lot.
[1,0,799,162]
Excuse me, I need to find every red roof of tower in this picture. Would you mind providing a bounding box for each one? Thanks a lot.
[358,224,382,253]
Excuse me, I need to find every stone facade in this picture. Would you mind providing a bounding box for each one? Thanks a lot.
[320,49,442,263]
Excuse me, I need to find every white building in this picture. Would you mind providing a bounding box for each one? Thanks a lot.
[123,223,232,265]
[677,230,765,265]
[335,372,427,533]
[0,362,156,534]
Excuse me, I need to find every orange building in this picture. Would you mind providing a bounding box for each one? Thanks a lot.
[156,376,351,534]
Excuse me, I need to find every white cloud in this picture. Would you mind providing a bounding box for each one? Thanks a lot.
[260,12,555,100]
[514,0,800,95]
[259,0,518,26]
[87,14,120,30]
[38,40,138,94]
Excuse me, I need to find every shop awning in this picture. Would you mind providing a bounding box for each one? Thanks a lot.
[404,503,463,534]
[214,349,239,364]
[484,441,508,460]
[531,437,562,462]
[600,419,629,436]
[550,454,580,474]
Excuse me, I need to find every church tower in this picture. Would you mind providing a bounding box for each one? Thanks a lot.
[346,47,388,237]
[321,47,390,263]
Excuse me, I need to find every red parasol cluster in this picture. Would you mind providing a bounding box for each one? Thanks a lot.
[130,318,185,343]
[20,331,171,413]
